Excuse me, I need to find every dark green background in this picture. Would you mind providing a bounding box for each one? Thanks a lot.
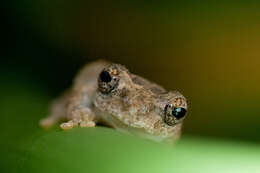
[1,1,260,172]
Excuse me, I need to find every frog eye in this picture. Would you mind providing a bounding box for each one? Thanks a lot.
[172,107,187,119]
[100,71,112,83]
[163,104,187,126]
[98,69,119,94]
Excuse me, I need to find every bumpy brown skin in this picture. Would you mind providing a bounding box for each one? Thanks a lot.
[40,60,187,142]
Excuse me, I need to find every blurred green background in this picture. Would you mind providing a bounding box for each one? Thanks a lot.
[1,0,260,172]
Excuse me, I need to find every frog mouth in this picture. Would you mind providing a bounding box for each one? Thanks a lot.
[95,108,178,142]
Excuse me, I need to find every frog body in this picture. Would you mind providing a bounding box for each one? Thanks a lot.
[40,60,187,142]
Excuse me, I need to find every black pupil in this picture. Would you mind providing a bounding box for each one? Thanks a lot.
[172,107,186,119]
[100,71,112,83]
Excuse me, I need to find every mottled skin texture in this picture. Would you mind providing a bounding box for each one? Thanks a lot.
[40,60,187,142]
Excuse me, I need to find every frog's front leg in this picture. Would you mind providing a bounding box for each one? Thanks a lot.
[61,86,97,130]
[60,106,96,130]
